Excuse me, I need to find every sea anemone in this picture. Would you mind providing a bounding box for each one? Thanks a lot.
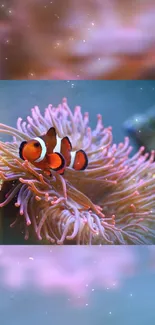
[0,98,155,245]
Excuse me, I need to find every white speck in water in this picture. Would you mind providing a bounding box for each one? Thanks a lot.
[29,257,34,261]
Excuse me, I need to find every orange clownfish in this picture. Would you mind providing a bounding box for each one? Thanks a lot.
[19,127,88,175]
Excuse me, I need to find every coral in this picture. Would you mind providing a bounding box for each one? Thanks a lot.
[0,98,155,244]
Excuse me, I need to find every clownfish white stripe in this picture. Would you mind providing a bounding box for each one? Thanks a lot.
[53,135,62,153]
[69,151,76,168]
[33,137,47,162]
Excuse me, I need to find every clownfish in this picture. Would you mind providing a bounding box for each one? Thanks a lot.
[19,127,88,175]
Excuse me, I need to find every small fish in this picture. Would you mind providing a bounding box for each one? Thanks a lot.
[19,127,88,175]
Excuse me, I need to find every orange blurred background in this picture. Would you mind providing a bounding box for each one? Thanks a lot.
[1,0,155,79]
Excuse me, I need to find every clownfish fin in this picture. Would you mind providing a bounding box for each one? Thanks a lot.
[43,170,52,177]
[56,167,65,175]
[73,149,88,171]
[46,127,56,138]
[47,152,65,172]
[61,136,72,166]
[44,127,57,154]
[19,141,28,160]
[61,136,72,151]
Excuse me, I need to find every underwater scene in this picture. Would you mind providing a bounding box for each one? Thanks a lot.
[0,245,155,325]
[0,80,155,245]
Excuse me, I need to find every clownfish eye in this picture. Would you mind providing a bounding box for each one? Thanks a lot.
[33,142,40,148]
